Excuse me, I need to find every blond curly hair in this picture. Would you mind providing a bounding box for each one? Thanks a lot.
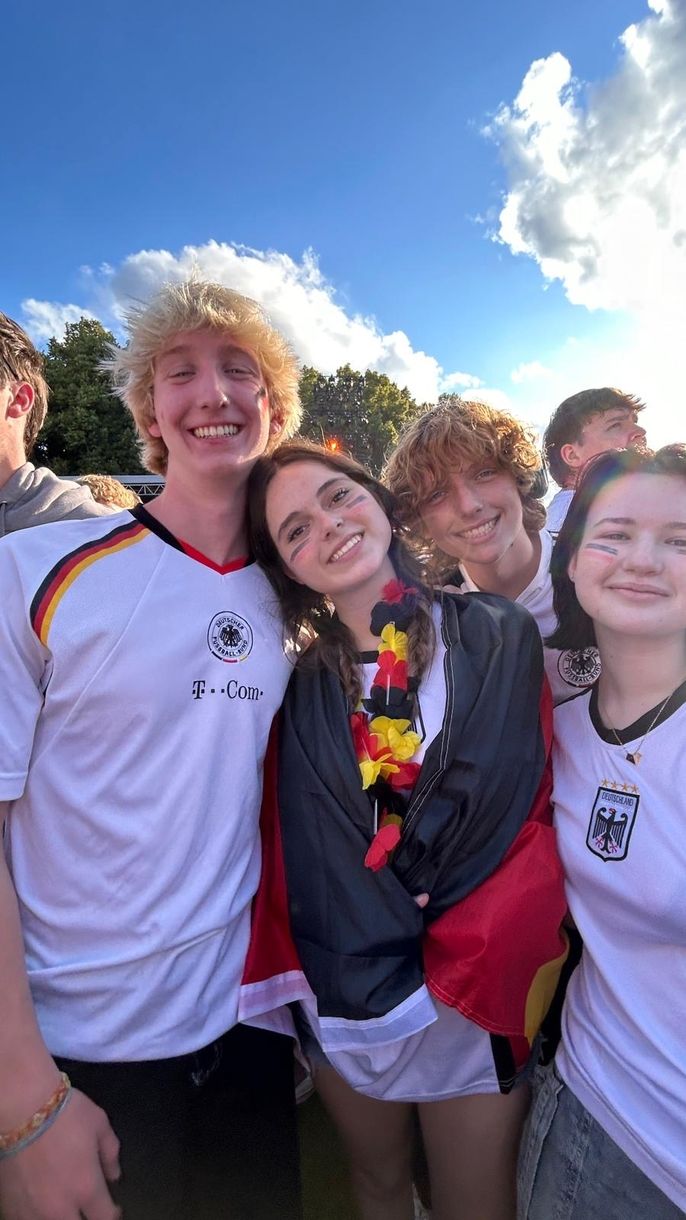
[105,280,302,475]
[78,473,140,509]
[383,398,546,553]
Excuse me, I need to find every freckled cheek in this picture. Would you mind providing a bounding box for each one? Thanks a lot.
[340,503,372,536]
[430,509,450,531]
[237,382,267,412]
[421,507,451,539]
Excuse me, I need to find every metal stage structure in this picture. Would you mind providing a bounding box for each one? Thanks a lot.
[66,474,165,502]
[117,475,164,501]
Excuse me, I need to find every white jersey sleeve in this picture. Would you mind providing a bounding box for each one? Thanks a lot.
[0,538,52,800]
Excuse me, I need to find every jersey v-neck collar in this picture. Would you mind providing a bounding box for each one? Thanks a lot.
[130,505,249,574]
[589,676,686,744]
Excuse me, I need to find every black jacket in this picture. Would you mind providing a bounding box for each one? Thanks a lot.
[278,591,547,1022]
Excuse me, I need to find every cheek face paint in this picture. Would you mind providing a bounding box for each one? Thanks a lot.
[583,542,619,556]
[289,535,309,563]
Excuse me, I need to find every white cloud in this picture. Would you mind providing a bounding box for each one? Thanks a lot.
[23,240,680,454]
[483,0,686,451]
[440,370,484,392]
[24,242,481,406]
[22,299,98,343]
[487,1,686,317]
[460,386,516,415]
[504,323,683,453]
[510,361,553,385]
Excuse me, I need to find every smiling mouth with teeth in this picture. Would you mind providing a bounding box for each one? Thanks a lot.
[192,424,240,438]
[329,534,362,563]
[459,516,499,541]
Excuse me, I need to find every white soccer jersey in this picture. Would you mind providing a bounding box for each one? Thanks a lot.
[458,528,600,703]
[553,686,686,1213]
[545,488,574,538]
[0,508,291,1062]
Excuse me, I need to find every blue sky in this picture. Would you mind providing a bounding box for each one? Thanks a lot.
[2,0,683,445]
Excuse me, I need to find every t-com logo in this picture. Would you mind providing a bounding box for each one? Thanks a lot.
[207,611,253,663]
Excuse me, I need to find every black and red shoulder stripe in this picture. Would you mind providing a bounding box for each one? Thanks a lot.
[31,518,149,646]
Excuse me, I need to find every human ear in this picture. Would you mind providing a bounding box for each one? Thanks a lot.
[567,552,577,583]
[6,382,34,420]
[560,441,583,472]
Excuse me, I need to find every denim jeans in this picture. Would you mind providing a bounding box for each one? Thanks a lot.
[518,1063,684,1220]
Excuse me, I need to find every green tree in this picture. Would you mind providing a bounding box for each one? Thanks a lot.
[36,319,144,475]
[298,364,424,475]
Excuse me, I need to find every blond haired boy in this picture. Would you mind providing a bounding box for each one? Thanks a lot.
[0,282,303,1220]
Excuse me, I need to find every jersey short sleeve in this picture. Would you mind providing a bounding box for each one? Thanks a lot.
[0,540,51,800]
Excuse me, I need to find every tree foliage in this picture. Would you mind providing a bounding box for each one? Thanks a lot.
[36,319,144,475]
[298,364,425,475]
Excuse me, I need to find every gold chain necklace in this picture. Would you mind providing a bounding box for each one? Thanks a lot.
[607,690,675,765]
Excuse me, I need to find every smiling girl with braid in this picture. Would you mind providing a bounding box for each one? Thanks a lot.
[246,440,567,1220]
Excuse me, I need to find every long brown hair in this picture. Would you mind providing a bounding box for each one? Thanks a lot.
[248,440,436,705]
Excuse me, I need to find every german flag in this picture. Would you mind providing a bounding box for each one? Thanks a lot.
[423,735,569,1087]
[31,519,149,647]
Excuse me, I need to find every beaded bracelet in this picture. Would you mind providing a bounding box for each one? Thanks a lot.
[0,1089,72,1161]
[0,1073,71,1159]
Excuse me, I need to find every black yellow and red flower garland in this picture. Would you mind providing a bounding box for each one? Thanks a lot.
[350,579,423,871]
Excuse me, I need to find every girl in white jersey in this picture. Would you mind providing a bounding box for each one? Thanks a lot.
[519,445,686,1219]
[248,441,568,1220]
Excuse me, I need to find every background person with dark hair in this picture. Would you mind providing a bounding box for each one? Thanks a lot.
[542,388,647,536]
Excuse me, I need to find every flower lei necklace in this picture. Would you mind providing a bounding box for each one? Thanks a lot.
[350,579,423,872]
